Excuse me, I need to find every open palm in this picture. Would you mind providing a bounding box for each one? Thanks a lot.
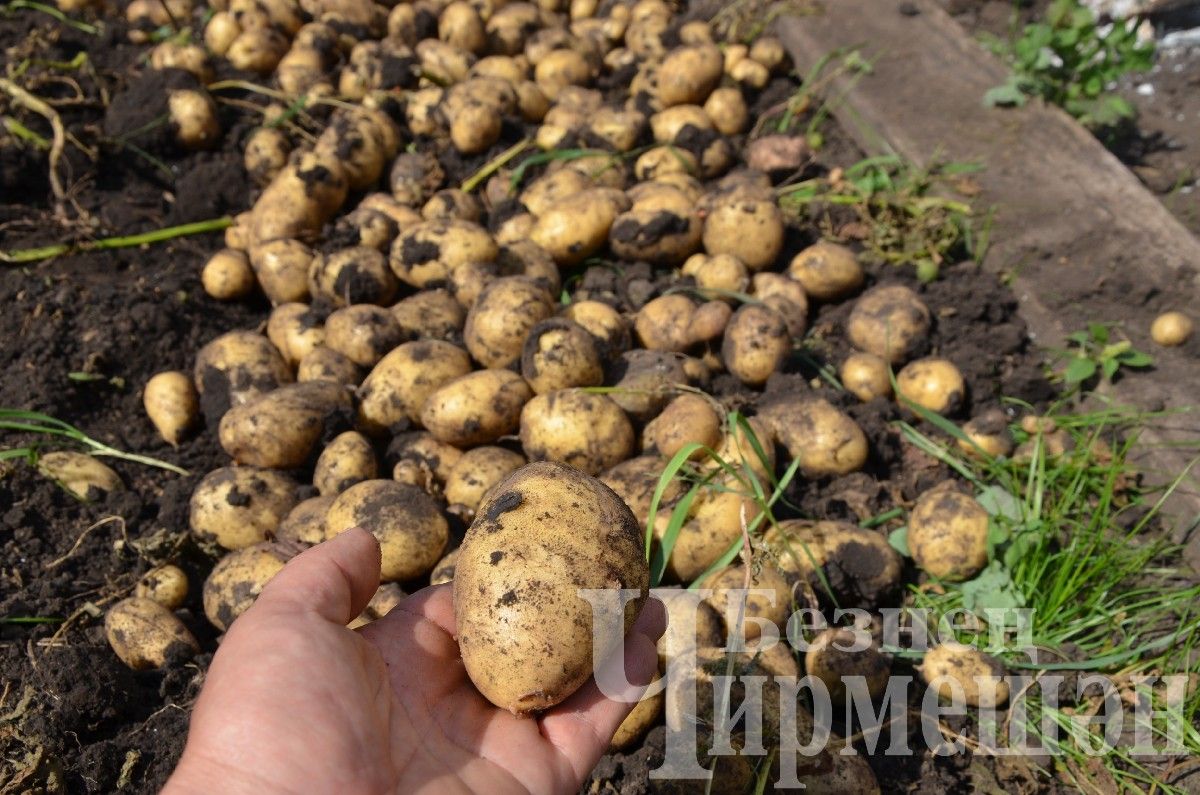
[165,528,664,795]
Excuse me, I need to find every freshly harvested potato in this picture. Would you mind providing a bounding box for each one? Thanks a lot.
[243,127,290,186]
[729,57,769,88]
[105,597,199,670]
[194,331,293,419]
[389,431,463,492]
[908,488,989,582]
[225,27,290,74]
[135,564,189,610]
[249,149,348,245]
[760,397,868,477]
[706,415,775,483]
[699,563,792,641]
[444,446,527,516]
[203,543,293,631]
[309,246,398,306]
[920,643,1009,708]
[440,1,486,52]
[643,393,721,459]
[846,284,931,364]
[189,466,298,550]
[633,145,697,181]
[464,276,555,369]
[422,189,483,223]
[722,303,791,386]
[202,249,256,300]
[219,381,352,469]
[276,495,333,545]
[36,452,122,501]
[453,461,649,714]
[390,219,498,288]
[266,302,325,367]
[204,11,239,55]
[687,301,732,345]
[324,304,405,368]
[805,628,891,703]
[607,349,689,422]
[564,300,631,360]
[314,431,378,496]
[654,487,762,584]
[1151,311,1193,346]
[430,546,459,586]
[390,151,446,208]
[358,341,473,434]
[248,238,314,305]
[683,253,749,298]
[610,674,664,750]
[657,44,723,106]
[702,198,784,272]
[326,480,448,582]
[840,352,892,403]
[520,169,592,217]
[635,294,697,352]
[421,369,533,447]
[788,241,864,302]
[896,357,966,416]
[703,86,748,136]
[391,289,466,341]
[297,346,362,386]
[519,318,604,394]
[530,189,619,265]
[600,454,683,526]
[168,89,220,150]
[751,272,809,339]
[144,370,199,446]
[958,409,1014,458]
[519,389,635,475]
[609,186,702,265]
[649,104,712,144]
[765,519,903,608]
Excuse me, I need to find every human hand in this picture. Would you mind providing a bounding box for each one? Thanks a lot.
[164,527,666,795]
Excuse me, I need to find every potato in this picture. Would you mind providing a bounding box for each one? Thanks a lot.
[633,145,697,181]
[430,546,459,586]
[405,86,447,137]
[249,150,348,245]
[520,169,591,217]
[730,57,769,88]
[314,431,378,496]
[248,238,313,305]
[519,389,634,475]
[189,466,297,550]
[422,189,483,224]
[518,318,604,395]
[168,90,220,150]
[36,451,122,501]
[788,241,864,302]
[643,393,721,459]
[315,110,398,192]
[144,370,199,447]
[846,284,931,364]
[391,289,466,341]
[440,0,486,52]
[702,198,784,272]
[722,303,791,387]
[450,101,504,154]
[700,563,792,641]
[309,246,398,307]
[530,189,619,265]
[657,44,722,106]
[421,369,533,447]
[297,346,363,386]
[805,628,890,703]
[202,248,257,300]
[958,408,1014,458]
[683,253,749,299]
[244,127,290,187]
[908,488,989,582]
[655,487,761,584]
[358,341,472,434]
[840,352,892,403]
[1151,311,1193,346]
[760,397,868,477]
[607,349,689,421]
[765,519,902,608]
[896,357,966,416]
[204,11,240,55]
[389,431,463,492]
[150,42,212,82]
[276,495,333,545]
[390,151,446,208]
[325,480,448,582]
[588,107,646,152]
[563,300,630,360]
[920,643,1009,708]
[219,381,352,469]
[349,582,408,628]
[417,38,474,85]
[703,86,748,136]
[266,303,325,367]
[485,2,540,53]
[464,277,555,369]
[749,36,788,73]
[610,188,702,265]
[135,564,189,610]
[610,673,664,750]
[600,454,683,527]
[706,415,775,483]
[390,219,498,288]
[105,597,199,670]
[203,543,293,631]
[635,294,697,352]
[688,300,732,345]
[440,447,524,516]
[655,586,725,664]
[324,304,405,368]
[453,461,648,714]
[751,272,809,339]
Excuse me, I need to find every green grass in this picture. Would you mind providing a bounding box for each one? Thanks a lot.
[0,409,188,475]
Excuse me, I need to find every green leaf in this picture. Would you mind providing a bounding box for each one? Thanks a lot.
[888,526,910,557]
[1102,356,1120,381]
[958,560,1025,612]
[1063,356,1097,384]
[977,484,1022,522]
[1117,350,1154,368]
[1088,322,1109,343]
[984,80,1029,107]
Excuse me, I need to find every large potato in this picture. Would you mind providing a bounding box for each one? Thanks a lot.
[421,369,533,447]
[218,381,353,469]
[805,627,891,703]
[530,189,619,265]
[105,597,199,670]
[519,389,635,475]
[787,241,864,302]
[520,318,604,394]
[453,461,649,714]
[249,150,348,245]
[702,198,783,272]
[326,480,449,582]
[390,219,498,288]
[760,397,868,477]
[203,543,293,631]
[657,44,723,105]
[357,341,473,434]
[563,300,631,360]
[765,519,902,608]
[189,466,298,550]
[908,488,989,582]
[654,487,762,584]
[194,330,293,421]
[464,276,555,369]
[609,186,701,265]
[846,284,931,364]
[309,246,398,306]
[699,563,792,642]
[721,303,791,386]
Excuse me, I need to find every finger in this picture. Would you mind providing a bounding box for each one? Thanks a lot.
[393,581,457,636]
[252,527,381,625]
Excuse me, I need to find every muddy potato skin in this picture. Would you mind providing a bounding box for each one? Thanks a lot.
[106,597,199,670]
[421,369,533,447]
[700,563,792,641]
[644,393,720,459]
[921,642,1009,708]
[36,451,122,500]
[326,480,449,582]
[390,219,499,289]
[601,454,683,526]
[203,543,292,631]
[519,389,635,475]
[635,294,697,352]
[144,370,199,446]
[520,318,604,394]
[189,466,298,550]
[722,303,791,386]
[702,198,783,272]
[193,330,293,420]
[805,628,891,703]
[218,381,352,469]
[657,44,722,106]
[846,284,931,365]
[564,300,631,360]
[464,277,555,369]
[391,289,466,341]
[765,519,902,608]
[453,461,649,714]
[444,446,527,514]
[358,340,473,434]
[840,352,892,402]
[310,246,398,306]
[314,430,378,496]
[958,408,1014,458]
[787,241,864,302]
[896,357,965,416]
[134,564,189,610]
[298,346,363,386]
[761,397,868,477]
[324,304,405,368]
[276,494,334,545]
[908,489,989,582]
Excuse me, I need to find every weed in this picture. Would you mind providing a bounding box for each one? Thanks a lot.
[1052,322,1154,390]
[0,409,188,475]
[710,0,818,44]
[0,216,233,264]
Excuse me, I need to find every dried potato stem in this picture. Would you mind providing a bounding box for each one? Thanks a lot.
[0,78,66,217]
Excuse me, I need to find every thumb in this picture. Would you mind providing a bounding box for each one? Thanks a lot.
[252,527,382,625]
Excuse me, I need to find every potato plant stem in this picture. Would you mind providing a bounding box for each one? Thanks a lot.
[461,137,532,193]
[0,216,233,264]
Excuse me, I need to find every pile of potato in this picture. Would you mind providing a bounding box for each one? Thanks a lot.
[98,0,1017,784]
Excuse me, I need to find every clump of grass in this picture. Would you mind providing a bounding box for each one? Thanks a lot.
[0,409,188,475]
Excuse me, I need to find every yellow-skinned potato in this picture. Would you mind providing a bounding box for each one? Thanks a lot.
[908,489,989,582]
[588,107,646,152]
[896,357,966,416]
[451,102,504,154]
[700,563,792,641]
[643,393,721,459]
[417,38,474,85]
[610,188,701,265]
[608,349,689,422]
[765,519,902,608]
[846,284,931,364]
[36,451,122,501]
[350,582,408,628]
[405,86,447,137]
[751,272,809,339]
[656,487,762,584]
[805,628,891,703]
[202,248,256,300]
[635,294,697,352]
[519,318,604,394]
[520,168,592,217]
[297,346,363,386]
[687,300,732,345]
[683,253,749,298]
[309,246,398,307]
[244,127,290,187]
[314,431,378,496]
[453,461,649,714]
[730,57,770,88]
[421,369,533,447]
[958,409,1014,459]
[703,86,748,135]
[722,303,791,387]
[324,304,405,368]
[389,431,463,492]
[920,643,1009,708]
[151,41,214,82]
[440,0,486,53]
[702,198,783,272]
[189,466,298,550]
[218,381,353,469]
[657,44,722,106]
[601,454,683,527]
[358,341,473,434]
[750,36,788,73]
[563,300,631,360]
[249,150,348,245]
[1151,311,1193,346]
[204,11,240,56]
[266,302,325,367]
[105,597,199,670]
[422,189,483,223]
[390,151,445,208]
[390,219,498,288]
[391,289,466,341]
[840,352,892,403]
[705,415,775,484]
[135,564,189,610]
[464,276,555,369]
[530,189,619,265]
[168,89,220,150]
[610,674,664,750]
[761,397,868,477]
[248,238,313,305]
[519,389,635,475]
[649,104,713,144]
[314,109,397,192]
[203,543,293,631]
[471,54,528,83]
[430,546,459,586]
[788,241,864,302]
[226,27,289,73]
[276,495,334,545]
[534,48,593,100]
[634,145,697,181]
[144,370,199,447]
[655,586,725,665]
[326,480,449,582]
[194,330,293,418]
[444,446,527,516]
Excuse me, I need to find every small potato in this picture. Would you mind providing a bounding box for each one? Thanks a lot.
[722,303,791,387]
[202,249,256,300]
[440,1,486,53]
[749,36,788,73]
[422,189,483,223]
[390,219,498,289]
[607,349,689,422]
[920,643,1009,708]
[610,674,664,750]
[249,150,348,245]
[244,127,290,187]
[390,151,446,208]
[266,302,326,367]
[657,44,723,106]
[687,301,732,345]
[840,352,892,403]
[298,346,362,386]
[227,27,290,74]
[702,198,784,272]
[634,146,697,182]
[588,107,646,152]
[519,389,635,475]
[751,272,809,339]
[958,409,1014,458]
[326,480,449,582]
[203,543,293,631]
[700,563,792,641]
[324,304,405,368]
[421,369,533,447]
[276,495,334,545]
[444,446,527,515]
[417,38,474,85]
[248,238,314,305]
[760,397,868,477]
[846,284,931,364]
[135,564,189,610]
[896,357,966,416]
[1151,311,1193,347]
[464,277,555,369]
[563,300,631,360]
[788,241,864,302]
[358,341,473,434]
[703,86,748,136]
[643,393,720,459]
[601,454,683,527]
[765,519,902,608]
[168,89,220,150]
[908,489,989,582]
[389,431,463,492]
[530,189,619,265]
[391,289,466,341]
[683,253,749,298]
[520,318,604,394]
[144,370,199,446]
[730,57,769,88]
[194,330,293,419]
[151,41,213,82]
[36,451,122,501]
[189,466,297,550]
[350,583,408,628]
[430,547,459,585]
[655,488,761,584]
[204,11,240,55]
[450,102,503,154]
[635,294,698,352]
[405,86,447,138]
[314,431,378,496]
[309,246,398,307]
[805,628,891,703]
[218,381,352,469]
[105,597,199,670]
